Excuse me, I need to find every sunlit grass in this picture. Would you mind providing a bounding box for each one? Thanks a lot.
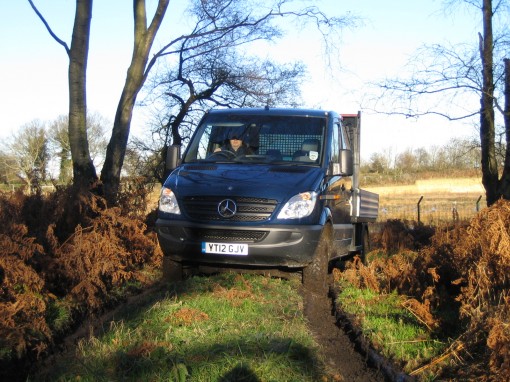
[32,273,330,381]
[335,279,446,377]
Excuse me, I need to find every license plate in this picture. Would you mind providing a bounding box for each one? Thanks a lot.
[202,242,248,256]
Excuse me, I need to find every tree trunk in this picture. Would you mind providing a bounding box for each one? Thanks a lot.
[479,0,499,206]
[101,76,141,203]
[69,0,97,191]
[500,58,510,200]
[170,100,194,148]
[100,0,169,205]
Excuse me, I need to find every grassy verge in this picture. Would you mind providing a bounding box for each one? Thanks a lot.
[333,247,459,381]
[31,273,330,382]
[335,278,446,374]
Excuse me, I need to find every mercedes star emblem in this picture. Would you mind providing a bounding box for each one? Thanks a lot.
[218,199,237,218]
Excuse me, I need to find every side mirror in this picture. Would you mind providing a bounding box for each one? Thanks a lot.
[338,149,353,176]
[166,145,181,171]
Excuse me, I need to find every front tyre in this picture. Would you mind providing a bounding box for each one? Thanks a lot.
[302,226,332,294]
[163,256,183,282]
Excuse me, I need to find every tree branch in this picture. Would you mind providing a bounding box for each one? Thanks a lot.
[28,0,70,55]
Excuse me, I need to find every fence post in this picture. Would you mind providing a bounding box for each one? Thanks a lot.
[476,195,483,212]
[452,202,459,223]
[417,195,424,223]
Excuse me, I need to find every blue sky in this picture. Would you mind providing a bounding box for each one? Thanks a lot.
[0,0,481,159]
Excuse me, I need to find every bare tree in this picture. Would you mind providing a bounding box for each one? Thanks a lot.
[29,0,97,191]
[366,151,391,173]
[100,0,357,204]
[100,0,170,204]
[373,0,510,205]
[48,115,73,183]
[395,149,418,172]
[479,0,499,204]
[0,151,19,186]
[30,0,356,205]
[414,147,432,169]
[86,113,109,170]
[122,139,165,182]
[29,0,169,199]
[1,120,48,193]
[156,56,306,146]
[500,56,510,199]
[145,52,306,179]
[364,137,481,178]
[49,113,109,184]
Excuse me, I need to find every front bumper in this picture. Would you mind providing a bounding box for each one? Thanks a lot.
[155,219,323,268]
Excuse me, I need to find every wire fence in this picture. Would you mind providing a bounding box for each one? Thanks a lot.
[377,195,485,225]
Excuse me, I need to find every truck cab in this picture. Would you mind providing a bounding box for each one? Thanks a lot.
[155,108,378,289]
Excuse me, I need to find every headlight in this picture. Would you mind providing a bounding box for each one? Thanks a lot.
[159,187,181,214]
[277,191,317,219]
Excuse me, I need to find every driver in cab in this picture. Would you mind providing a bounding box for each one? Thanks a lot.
[214,131,253,156]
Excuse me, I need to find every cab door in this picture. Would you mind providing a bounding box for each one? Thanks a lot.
[327,118,353,257]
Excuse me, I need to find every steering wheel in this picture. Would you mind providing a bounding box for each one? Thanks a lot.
[210,150,236,159]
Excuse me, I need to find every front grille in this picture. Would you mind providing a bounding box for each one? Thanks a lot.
[186,228,267,243]
[182,196,278,222]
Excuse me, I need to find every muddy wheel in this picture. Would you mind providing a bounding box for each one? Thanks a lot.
[302,226,331,294]
[162,256,183,282]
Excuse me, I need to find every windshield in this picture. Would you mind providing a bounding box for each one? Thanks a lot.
[183,113,326,165]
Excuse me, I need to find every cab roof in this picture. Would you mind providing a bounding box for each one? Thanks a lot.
[206,107,334,118]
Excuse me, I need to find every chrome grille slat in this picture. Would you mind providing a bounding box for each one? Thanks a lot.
[182,196,277,222]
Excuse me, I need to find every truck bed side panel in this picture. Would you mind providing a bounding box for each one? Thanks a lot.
[351,189,379,222]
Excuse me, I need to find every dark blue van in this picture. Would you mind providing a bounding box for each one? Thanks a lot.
[155,108,378,291]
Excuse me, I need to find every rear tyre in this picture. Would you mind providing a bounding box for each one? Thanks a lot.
[302,226,331,294]
[359,225,370,265]
[162,256,183,282]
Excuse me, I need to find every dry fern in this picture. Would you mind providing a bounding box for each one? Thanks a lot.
[338,200,510,380]
[0,184,161,380]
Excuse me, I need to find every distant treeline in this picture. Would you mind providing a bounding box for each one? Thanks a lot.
[360,137,503,185]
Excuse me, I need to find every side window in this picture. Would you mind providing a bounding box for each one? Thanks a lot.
[331,122,340,162]
[340,122,351,150]
[185,125,213,161]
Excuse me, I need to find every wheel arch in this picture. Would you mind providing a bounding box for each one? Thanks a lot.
[319,206,333,226]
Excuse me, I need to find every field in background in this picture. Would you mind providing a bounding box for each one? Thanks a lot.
[366,177,486,224]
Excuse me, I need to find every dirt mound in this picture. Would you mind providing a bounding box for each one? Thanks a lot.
[344,199,510,380]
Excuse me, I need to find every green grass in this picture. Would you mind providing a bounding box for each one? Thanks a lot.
[335,279,446,377]
[31,273,329,382]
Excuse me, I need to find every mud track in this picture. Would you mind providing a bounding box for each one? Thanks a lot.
[301,286,385,382]
[302,282,416,382]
